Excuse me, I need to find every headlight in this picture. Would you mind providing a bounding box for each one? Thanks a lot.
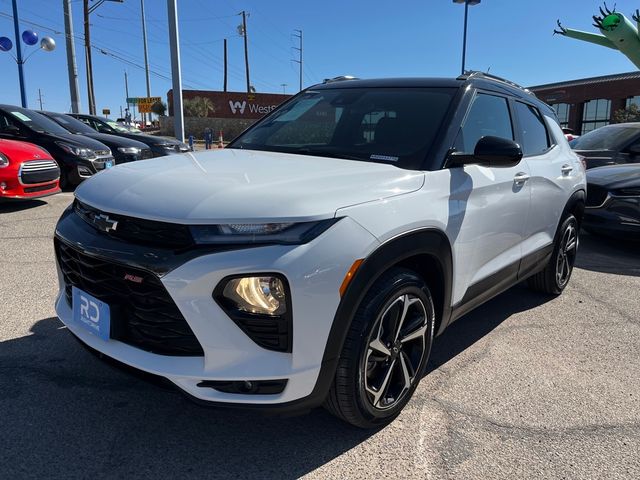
[189,218,339,245]
[178,142,190,151]
[117,147,141,155]
[221,276,287,316]
[55,141,97,160]
[0,152,9,167]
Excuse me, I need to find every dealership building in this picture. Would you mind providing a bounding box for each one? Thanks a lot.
[164,89,292,139]
[530,71,640,134]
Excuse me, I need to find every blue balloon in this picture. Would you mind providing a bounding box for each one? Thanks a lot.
[0,37,12,52]
[21,30,38,46]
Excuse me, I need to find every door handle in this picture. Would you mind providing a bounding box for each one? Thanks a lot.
[513,172,530,184]
[561,164,573,175]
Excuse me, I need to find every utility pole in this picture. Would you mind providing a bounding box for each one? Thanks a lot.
[140,0,151,124]
[37,89,44,109]
[83,0,96,114]
[11,0,27,107]
[63,0,81,113]
[167,0,184,141]
[240,11,250,93]
[124,70,130,118]
[281,83,287,94]
[293,29,303,91]
[223,38,228,92]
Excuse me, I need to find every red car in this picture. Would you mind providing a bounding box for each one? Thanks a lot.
[0,139,60,200]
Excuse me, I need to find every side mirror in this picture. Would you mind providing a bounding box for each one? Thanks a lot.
[3,124,22,136]
[448,136,523,168]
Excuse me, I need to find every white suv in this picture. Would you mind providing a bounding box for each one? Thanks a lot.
[54,73,586,428]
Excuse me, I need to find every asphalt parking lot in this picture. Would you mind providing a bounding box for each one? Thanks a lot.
[1,193,639,479]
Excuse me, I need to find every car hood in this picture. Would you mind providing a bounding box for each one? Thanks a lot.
[82,132,149,149]
[117,132,178,145]
[587,163,640,188]
[74,149,425,223]
[573,149,615,159]
[50,133,111,151]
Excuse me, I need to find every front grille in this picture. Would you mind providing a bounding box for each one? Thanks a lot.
[55,239,204,356]
[24,182,57,193]
[141,148,153,159]
[94,149,111,157]
[586,184,609,208]
[20,160,59,184]
[75,200,194,249]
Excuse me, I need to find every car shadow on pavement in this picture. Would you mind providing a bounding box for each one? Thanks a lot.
[428,284,552,372]
[576,230,640,277]
[0,317,374,479]
[0,199,47,214]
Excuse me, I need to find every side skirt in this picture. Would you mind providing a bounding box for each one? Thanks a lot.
[450,243,553,322]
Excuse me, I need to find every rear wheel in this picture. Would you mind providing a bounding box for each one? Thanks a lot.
[325,268,435,428]
[527,214,578,295]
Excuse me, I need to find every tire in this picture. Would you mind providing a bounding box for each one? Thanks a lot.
[324,267,435,428]
[527,214,579,295]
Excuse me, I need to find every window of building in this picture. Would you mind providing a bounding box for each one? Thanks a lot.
[626,96,640,108]
[552,103,570,128]
[514,102,550,156]
[581,99,611,134]
[456,93,513,154]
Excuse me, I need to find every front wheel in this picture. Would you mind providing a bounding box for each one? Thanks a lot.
[527,214,579,295]
[324,268,435,428]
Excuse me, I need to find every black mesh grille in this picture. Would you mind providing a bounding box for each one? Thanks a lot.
[141,148,153,159]
[74,200,194,249]
[586,184,609,207]
[24,183,57,193]
[55,239,204,356]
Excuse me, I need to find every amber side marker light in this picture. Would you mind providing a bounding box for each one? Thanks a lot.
[339,259,364,297]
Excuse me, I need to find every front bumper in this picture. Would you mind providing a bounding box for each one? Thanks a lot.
[583,194,640,240]
[54,206,379,407]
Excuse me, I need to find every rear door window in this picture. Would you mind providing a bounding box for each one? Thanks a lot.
[514,102,551,156]
[456,93,514,154]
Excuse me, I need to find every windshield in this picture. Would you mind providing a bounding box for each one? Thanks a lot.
[571,125,640,150]
[228,87,456,169]
[8,108,71,135]
[108,121,141,133]
[46,112,96,134]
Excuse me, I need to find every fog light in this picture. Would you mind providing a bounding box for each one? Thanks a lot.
[77,166,92,177]
[0,182,6,190]
[222,276,287,316]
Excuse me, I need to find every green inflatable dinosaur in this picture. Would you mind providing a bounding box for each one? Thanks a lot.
[555,3,640,69]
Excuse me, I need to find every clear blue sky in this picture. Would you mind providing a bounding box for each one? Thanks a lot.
[0,0,639,114]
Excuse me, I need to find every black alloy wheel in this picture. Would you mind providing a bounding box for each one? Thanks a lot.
[325,268,435,428]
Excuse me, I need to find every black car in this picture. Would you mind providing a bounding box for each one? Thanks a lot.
[570,123,640,169]
[584,163,640,239]
[0,105,114,188]
[69,114,189,157]
[40,112,153,164]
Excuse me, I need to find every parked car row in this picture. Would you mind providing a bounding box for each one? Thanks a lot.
[562,122,640,240]
[0,105,189,192]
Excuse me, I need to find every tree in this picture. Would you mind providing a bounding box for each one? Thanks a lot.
[151,100,167,116]
[612,103,640,123]
[183,96,215,118]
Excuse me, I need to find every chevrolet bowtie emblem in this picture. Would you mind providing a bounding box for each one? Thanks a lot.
[93,213,118,233]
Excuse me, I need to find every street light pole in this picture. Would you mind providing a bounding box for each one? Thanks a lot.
[453,0,480,75]
[11,0,27,107]
[167,0,184,141]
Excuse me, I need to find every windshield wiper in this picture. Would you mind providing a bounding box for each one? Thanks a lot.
[294,148,364,161]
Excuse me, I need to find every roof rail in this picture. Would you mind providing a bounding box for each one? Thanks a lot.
[458,71,536,96]
[322,75,359,84]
